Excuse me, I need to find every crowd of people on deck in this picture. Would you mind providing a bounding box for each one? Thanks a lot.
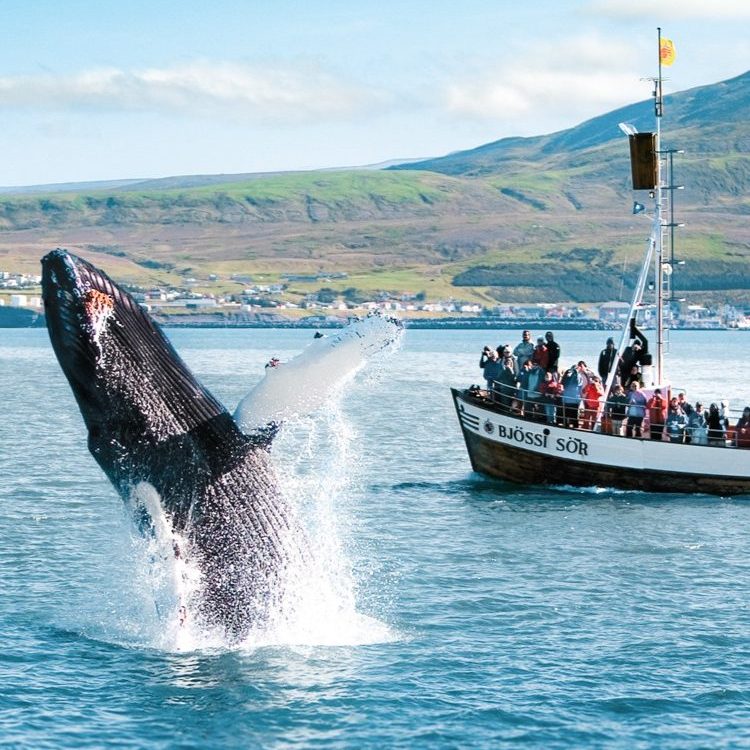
[477,329,749,448]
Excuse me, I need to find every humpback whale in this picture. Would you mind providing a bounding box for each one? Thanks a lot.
[41,249,305,642]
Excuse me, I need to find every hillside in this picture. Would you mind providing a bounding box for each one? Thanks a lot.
[3,71,750,304]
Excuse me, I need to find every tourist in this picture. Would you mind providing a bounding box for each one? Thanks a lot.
[688,402,708,445]
[646,388,667,441]
[581,375,604,431]
[598,337,618,383]
[513,330,535,369]
[496,355,519,412]
[479,346,504,392]
[532,337,549,370]
[622,365,644,391]
[626,381,647,438]
[605,384,629,436]
[498,345,518,378]
[540,371,563,425]
[544,331,560,373]
[665,398,687,443]
[561,365,583,428]
[706,403,728,447]
[619,332,647,384]
[736,407,750,448]
[577,361,595,387]
[518,358,544,418]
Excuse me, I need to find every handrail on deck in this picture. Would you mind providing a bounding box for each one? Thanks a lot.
[467,382,743,448]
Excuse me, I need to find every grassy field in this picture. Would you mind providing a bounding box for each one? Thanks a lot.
[2,128,750,305]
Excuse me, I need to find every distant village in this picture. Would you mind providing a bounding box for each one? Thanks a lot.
[2,269,750,329]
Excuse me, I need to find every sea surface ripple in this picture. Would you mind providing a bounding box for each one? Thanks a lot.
[2,328,750,748]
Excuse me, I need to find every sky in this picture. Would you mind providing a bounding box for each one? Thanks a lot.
[1,0,750,187]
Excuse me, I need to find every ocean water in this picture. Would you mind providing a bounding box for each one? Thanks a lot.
[2,326,750,749]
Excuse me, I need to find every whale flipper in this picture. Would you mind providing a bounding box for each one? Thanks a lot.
[234,313,403,434]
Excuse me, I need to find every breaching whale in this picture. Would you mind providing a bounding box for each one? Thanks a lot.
[41,248,305,642]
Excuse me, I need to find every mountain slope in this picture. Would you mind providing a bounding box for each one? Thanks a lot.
[391,71,750,177]
[3,72,750,304]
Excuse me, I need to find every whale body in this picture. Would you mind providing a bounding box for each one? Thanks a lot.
[41,249,304,641]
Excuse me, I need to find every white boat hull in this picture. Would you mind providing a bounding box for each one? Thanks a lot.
[452,389,750,496]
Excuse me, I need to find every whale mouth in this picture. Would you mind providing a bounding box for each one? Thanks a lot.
[42,249,120,324]
[41,249,144,354]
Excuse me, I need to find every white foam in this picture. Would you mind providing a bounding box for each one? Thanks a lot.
[242,400,398,650]
[93,317,402,653]
[125,481,203,652]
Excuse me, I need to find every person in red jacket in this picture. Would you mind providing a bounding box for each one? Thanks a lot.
[581,376,604,430]
[646,388,667,441]
[540,370,563,424]
[532,337,549,371]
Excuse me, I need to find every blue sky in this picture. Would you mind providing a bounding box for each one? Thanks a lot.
[1,0,749,186]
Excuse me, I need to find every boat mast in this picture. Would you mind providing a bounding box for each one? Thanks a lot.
[654,26,665,385]
[605,30,673,397]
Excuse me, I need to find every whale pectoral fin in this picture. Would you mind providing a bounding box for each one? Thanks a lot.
[233,312,404,435]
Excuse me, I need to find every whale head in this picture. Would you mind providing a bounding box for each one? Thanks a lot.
[42,249,226,438]
[41,249,234,503]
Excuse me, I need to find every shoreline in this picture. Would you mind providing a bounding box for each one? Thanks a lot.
[0,306,744,332]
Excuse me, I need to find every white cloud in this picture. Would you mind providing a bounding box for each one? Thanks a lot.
[443,34,646,127]
[585,0,750,20]
[447,71,644,121]
[0,61,382,124]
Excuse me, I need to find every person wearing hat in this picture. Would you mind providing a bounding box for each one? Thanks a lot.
[498,344,518,377]
[513,330,535,369]
[532,336,549,371]
[687,402,708,445]
[706,403,728,447]
[598,336,618,383]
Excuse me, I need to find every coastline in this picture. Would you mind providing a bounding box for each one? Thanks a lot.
[1,305,743,331]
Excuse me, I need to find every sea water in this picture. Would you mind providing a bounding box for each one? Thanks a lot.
[2,327,750,749]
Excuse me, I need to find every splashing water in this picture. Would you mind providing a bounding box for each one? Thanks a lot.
[106,323,402,653]
[259,401,397,650]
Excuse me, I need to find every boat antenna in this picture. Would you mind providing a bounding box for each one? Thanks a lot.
[656,26,664,118]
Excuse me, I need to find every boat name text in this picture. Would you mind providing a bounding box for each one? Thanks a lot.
[492,423,589,456]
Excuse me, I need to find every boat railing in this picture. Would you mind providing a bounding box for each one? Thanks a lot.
[471,381,746,448]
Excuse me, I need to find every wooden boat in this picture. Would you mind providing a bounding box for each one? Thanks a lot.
[452,31,750,496]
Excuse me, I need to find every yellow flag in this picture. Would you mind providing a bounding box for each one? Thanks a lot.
[660,38,676,66]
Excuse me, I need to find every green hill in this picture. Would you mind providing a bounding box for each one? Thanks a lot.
[3,71,750,304]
